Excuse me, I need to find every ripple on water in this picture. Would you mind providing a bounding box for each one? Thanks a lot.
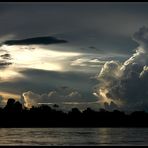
[0,128,147,146]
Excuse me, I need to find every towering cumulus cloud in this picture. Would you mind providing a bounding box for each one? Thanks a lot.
[94,26,148,111]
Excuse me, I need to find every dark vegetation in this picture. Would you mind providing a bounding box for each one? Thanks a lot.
[1,98,148,127]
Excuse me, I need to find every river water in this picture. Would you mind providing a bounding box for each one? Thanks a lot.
[0,128,147,146]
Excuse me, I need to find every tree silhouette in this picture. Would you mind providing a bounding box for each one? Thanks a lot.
[0,97,148,127]
[14,101,23,112]
[4,98,16,112]
[53,104,59,109]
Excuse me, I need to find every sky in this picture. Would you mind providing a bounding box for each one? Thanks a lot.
[0,2,148,111]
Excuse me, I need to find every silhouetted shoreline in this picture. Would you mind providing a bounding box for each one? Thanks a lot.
[1,98,148,127]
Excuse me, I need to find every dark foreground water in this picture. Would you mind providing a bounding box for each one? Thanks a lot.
[0,128,148,146]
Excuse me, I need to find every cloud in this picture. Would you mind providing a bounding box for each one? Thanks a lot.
[21,86,101,111]
[2,36,68,46]
[0,51,12,68]
[0,53,11,60]
[71,58,107,67]
[22,87,85,108]
[0,3,141,56]
[133,26,148,50]
[94,26,148,111]
[0,68,97,101]
[0,61,12,68]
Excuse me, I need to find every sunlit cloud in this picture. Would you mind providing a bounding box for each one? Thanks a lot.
[0,67,25,82]
[2,45,80,71]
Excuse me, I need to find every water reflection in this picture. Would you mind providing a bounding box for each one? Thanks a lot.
[0,128,147,145]
[97,128,112,145]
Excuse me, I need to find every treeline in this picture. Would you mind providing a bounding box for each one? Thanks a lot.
[0,98,148,127]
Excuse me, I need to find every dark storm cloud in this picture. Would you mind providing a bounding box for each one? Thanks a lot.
[2,36,67,46]
[0,3,147,55]
[54,30,138,55]
[94,26,148,111]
